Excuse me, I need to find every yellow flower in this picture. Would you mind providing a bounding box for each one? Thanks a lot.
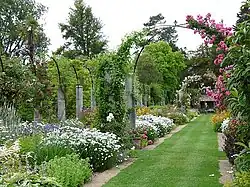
[211,110,230,124]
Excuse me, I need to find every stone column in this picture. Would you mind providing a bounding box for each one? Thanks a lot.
[90,85,96,109]
[34,108,41,125]
[76,85,83,119]
[57,87,66,121]
[125,74,136,128]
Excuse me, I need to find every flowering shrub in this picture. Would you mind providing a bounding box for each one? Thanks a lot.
[136,107,150,116]
[211,111,230,123]
[186,13,233,110]
[137,115,174,137]
[42,126,122,171]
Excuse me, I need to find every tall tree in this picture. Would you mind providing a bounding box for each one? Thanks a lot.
[236,0,250,26]
[144,13,178,51]
[137,41,185,104]
[0,0,49,58]
[59,0,107,58]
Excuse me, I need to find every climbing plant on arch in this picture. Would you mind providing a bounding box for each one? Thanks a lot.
[95,31,147,135]
[176,75,203,110]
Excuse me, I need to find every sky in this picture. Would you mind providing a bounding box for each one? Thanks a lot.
[36,0,242,52]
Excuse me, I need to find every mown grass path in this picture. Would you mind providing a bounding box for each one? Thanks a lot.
[104,115,223,187]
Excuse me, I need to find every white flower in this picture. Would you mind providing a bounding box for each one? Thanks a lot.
[106,113,114,122]
[221,118,230,133]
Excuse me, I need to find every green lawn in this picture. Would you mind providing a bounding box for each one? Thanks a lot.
[104,115,224,187]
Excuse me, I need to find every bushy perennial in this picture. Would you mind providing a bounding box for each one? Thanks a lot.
[42,126,122,171]
[137,115,174,137]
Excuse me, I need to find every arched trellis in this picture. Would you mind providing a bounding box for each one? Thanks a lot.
[128,22,188,128]
[49,56,67,121]
[82,63,96,109]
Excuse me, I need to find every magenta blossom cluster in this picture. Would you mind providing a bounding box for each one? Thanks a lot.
[206,75,230,110]
[186,13,234,110]
[186,13,233,66]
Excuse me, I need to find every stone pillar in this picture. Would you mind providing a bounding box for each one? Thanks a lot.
[58,87,66,121]
[33,108,41,125]
[125,74,136,128]
[76,85,83,119]
[90,85,96,109]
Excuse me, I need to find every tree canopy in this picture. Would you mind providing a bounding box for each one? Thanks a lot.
[58,0,107,58]
[0,0,49,58]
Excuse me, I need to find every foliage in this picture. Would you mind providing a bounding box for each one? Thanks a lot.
[0,0,49,58]
[59,0,107,58]
[137,52,162,85]
[80,108,97,127]
[137,41,185,102]
[0,140,21,175]
[44,154,92,187]
[234,142,250,172]
[165,113,188,125]
[223,17,250,122]
[19,135,74,165]
[143,13,179,51]
[182,45,219,78]
[95,53,127,136]
[235,153,250,172]
[19,134,42,154]
[0,172,62,187]
[224,119,249,164]
[0,104,22,144]
[186,110,199,120]
[233,171,250,187]
[236,0,250,26]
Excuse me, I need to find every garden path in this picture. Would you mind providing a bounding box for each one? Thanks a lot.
[104,115,223,187]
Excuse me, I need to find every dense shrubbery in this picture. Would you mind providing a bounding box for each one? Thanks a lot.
[45,154,92,186]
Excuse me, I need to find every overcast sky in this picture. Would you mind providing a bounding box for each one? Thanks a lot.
[36,0,242,52]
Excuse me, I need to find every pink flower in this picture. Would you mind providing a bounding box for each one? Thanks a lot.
[206,13,211,18]
[209,39,214,44]
[225,91,230,96]
[148,140,153,145]
[186,15,194,21]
